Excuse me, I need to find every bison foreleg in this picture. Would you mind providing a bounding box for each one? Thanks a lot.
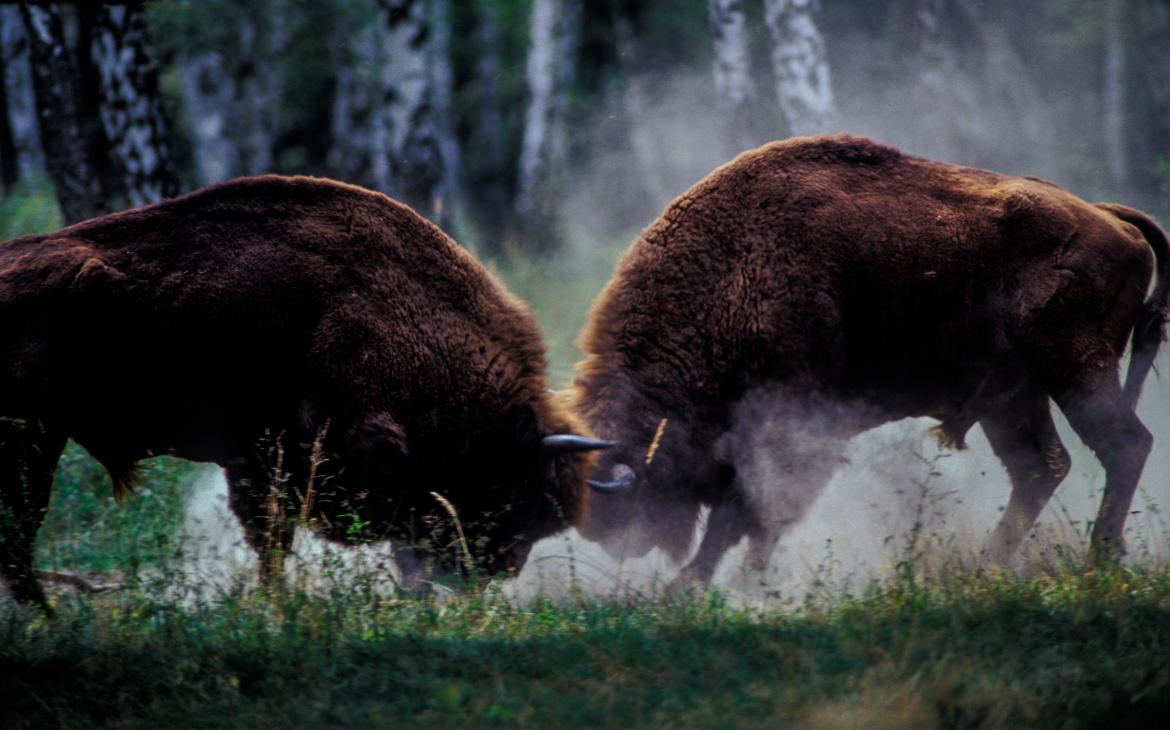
[666,498,751,591]
[979,393,1071,565]
[0,418,66,610]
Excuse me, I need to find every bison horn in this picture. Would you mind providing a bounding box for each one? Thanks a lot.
[587,463,636,493]
[541,434,614,454]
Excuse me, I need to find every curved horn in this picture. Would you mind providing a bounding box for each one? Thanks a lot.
[541,434,614,454]
[587,464,636,493]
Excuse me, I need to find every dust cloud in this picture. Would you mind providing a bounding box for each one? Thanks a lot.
[510,351,1169,606]
[161,354,1165,607]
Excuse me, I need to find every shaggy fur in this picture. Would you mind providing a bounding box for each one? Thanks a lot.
[572,134,1169,587]
[0,175,595,607]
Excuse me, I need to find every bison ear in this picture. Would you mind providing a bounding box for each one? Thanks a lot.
[350,412,409,458]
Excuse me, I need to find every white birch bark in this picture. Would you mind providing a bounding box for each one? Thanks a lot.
[330,1,446,220]
[91,3,178,206]
[179,51,236,185]
[707,0,757,153]
[329,3,392,191]
[897,0,988,159]
[381,0,442,218]
[515,0,582,244]
[1,5,43,181]
[177,6,286,186]
[762,0,835,136]
[708,0,753,110]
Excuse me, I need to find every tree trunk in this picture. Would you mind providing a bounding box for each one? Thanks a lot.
[177,7,285,186]
[707,0,756,154]
[328,3,392,191]
[515,0,582,249]
[1,6,43,188]
[234,15,285,177]
[381,0,443,220]
[91,3,179,206]
[762,0,835,136]
[893,0,986,161]
[178,51,236,186]
[429,0,460,229]
[329,1,447,223]
[1102,0,1128,191]
[467,0,509,250]
[19,2,104,222]
[0,42,14,191]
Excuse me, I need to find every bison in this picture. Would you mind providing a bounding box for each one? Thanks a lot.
[0,175,609,608]
[572,134,1169,589]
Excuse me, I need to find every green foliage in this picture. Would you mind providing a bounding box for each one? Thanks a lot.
[490,230,630,385]
[36,446,201,574]
[0,177,62,240]
[0,565,1166,728]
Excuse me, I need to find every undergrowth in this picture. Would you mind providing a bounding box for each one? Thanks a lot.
[1,564,1166,729]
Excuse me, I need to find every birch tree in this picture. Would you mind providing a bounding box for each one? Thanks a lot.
[329,1,448,222]
[381,0,444,220]
[178,51,236,185]
[91,3,179,206]
[1,5,43,188]
[467,0,509,248]
[515,0,582,248]
[708,0,757,153]
[19,2,104,222]
[762,0,835,136]
[175,1,286,185]
[329,2,391,191]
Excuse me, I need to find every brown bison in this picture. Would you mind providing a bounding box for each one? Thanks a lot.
[573,134,1169,588]
[0,175,609,608]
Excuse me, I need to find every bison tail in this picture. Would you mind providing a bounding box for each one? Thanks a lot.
[1098,204,1170,410]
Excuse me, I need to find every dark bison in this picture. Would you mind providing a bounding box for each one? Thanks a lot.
[0,175,608,608]
[573,134,1169,588]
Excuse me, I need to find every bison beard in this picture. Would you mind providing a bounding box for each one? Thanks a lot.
[572,134,1169,590]
[0,175,607,609]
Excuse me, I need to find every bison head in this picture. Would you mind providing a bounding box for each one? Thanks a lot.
[575,417,721,565]
[316,401,611,579]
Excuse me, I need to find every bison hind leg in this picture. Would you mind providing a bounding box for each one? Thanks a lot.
[0,419,66,610]
[980,391,1071,566]
[1052,373,1153,561]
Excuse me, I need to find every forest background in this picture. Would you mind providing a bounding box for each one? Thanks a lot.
[4,0,1169,381]
[2,5,1168,725]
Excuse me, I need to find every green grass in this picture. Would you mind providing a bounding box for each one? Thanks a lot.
[1,566,1166,728]
[36,445,202,574]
